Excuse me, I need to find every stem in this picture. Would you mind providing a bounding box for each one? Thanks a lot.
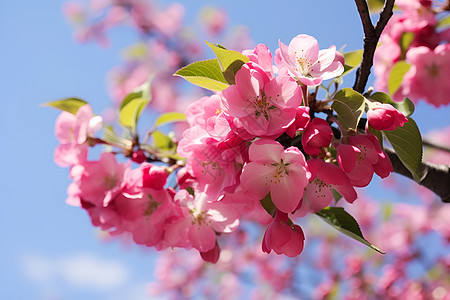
[423,139,450,153]
[352,0,395,93]
[385,148,450,203]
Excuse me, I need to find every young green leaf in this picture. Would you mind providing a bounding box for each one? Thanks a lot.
[368,124,384,148]
[367,0,386,13]
[43,98,87,115]
[369,92,415,117]
[154,112,186,128]
[316,207,385,254]
[343,49,363,68]
[206,41,249,71]
[120,76,153,110]
[152,131,176,151]
[119,98,150,130]
[341,49,363,76]
[206,41,249,85]
[174,59,229,91]
[388,61,411,96]
[399,32,414,59]
[383,117,423,181]
[331,88,366,132]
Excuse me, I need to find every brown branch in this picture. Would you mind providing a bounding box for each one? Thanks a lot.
[353,0,395,93]
[385,148,450,203]
[423,139,450,153]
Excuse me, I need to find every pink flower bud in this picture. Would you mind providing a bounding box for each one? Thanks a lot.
[142,165,168,190]
[301,118,333,155]
[200,242,220,263]
[131,149,147,163]
[285,106,311,138]
[262,211,305,257]
[367,103,408,131]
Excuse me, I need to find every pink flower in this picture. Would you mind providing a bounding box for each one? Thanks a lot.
[367,103,408,131]
[240,139,310,213]
[242,43,275,82]
[165,188,239,252]
[403,44,450,106]
[285,106,311,138]
[301,118,333,156]
[336,134,393,187]
[278,34,344,86]
[114,188,177,248]
[73,152,130,207]
[221,63,302,137]
[262,211,305,257]
[295,159,357,216]
[54,104,102,167]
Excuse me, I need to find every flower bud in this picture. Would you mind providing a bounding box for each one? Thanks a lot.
[367,103,408,131]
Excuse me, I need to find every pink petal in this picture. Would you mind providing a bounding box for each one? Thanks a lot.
[189,224,216,252]
[337,144,360,173]
[304,180,333,213]
[235,65,262,101]
[248,139,284,163]
[289,34,319,69]
[270,172,305,213]
[240,162,272,200]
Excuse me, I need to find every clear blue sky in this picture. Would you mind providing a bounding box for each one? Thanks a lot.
[1,1,449,299]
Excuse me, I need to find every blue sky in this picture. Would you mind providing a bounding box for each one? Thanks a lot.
[1,1,449,299]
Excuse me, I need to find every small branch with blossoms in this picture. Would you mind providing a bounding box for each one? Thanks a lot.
[46,0,450,262]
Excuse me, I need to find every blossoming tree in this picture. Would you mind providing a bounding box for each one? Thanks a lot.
[46,0,450,298]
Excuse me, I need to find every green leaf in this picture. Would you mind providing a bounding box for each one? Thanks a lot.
[316,207,384,254]
[152,131,176,151]
[43,98,87,115]
[331,189,342,204]
[206,41,249,85]
[388,61,411,96]
[368,124,384,148]
[331,88,366,132]
[367,0,386,13]
[120,77,152,110]
[119,97,150,130]
[343,49,363,68]
[383,117,423,181]
[369,92,415,117]
[437,15,450,28]
[399,32,414,59]
[206,41,249,71]
[340,50,364,76]
[154,112,186,128]
[174,59,229,91]
[260,193,276,217]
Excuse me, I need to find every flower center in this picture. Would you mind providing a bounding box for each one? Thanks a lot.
[143,194,161,217]
[270,159,290,183]
[252,91,277,121]
[426,63,439,78]
[295,51,313,75]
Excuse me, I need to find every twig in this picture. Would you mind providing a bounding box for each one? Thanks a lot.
[423,139,450,153]
[353,0,395,93]
[384,148,450,203]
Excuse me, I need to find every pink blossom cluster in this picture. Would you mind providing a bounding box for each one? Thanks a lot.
[53,34,405,261]
[374,0,450,106]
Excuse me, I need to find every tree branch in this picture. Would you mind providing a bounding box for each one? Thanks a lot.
[385,148,450,203]
[353,0,395,93]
